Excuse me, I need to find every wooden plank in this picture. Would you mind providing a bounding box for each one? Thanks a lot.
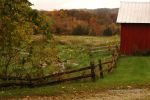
[0,82,31,88]
[90,48,116,53]
[0,74,92,88]
[90,45,117,51]
[31,66,91,81]
[108,64,113,73]
[99,60,104,79]
[90,62,96,82]
[0,66,91,81]
[102,61,112,65]
[34,74,92,87]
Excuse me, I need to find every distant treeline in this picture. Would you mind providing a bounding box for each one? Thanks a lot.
[42,8,120,36]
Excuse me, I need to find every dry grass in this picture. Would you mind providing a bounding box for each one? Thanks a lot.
[54,35,120,47]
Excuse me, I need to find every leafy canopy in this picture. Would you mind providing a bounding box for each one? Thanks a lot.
[0,0,53,77]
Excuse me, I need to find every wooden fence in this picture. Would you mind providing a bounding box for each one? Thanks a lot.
[0,45,120,88]
[89,44,120,53]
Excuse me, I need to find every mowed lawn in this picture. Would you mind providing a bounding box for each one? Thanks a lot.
[1,56,150,98]
[98,56,150,87]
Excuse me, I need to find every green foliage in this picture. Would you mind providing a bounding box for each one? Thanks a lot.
[29,10,52,39]
[103,27,113,36]
[55,35,120,69]
[0,0,53,78]
[0,0,33,77]
[72,25,89,35]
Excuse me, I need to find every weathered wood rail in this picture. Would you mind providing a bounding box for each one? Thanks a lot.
[0,45,120,88]
[89,44,120,53]
[2,66,91,81]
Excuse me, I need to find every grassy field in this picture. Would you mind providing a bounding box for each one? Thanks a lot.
[1,35,150,98]
[1,56,150,98]
[54,35,120,46]
[55,35,120,69]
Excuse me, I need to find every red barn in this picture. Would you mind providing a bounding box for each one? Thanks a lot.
[117,2,150,55]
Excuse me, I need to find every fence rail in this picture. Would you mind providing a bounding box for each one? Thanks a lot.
[0,45,120,88]
[89,44,119,53]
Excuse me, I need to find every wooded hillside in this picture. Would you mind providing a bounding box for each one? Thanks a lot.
[43,8,120,36]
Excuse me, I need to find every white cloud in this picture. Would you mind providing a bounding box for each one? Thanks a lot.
[29,0,150,11]
[30,0,68,10]
[62,0,120,9]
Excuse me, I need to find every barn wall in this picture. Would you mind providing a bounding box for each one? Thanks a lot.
[120,23,150,55]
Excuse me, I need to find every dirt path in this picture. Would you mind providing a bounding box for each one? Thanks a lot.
[11,88,150,100]
[82,89,150,100]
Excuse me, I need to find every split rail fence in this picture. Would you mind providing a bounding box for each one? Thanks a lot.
[0,45,120,88]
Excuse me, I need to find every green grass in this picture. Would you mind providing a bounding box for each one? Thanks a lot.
[55,35,119,69]
[98,56,150,86]
[1,56,150,98]
[57,44,112,69]
[1,35,150,98]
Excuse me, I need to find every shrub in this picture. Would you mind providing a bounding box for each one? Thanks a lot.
[72,25,89,35]
[103,27,113,36]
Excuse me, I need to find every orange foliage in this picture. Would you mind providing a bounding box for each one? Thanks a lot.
[43,9,120,36]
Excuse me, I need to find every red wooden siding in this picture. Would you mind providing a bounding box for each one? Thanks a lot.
[120,23,150,55]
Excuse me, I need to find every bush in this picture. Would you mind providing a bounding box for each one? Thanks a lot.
[72,25,89,35]
[103,27,113,36]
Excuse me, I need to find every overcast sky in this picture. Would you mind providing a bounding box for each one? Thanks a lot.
[29,0,150,11]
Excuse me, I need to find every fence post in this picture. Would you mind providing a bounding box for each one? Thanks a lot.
[108,44,111,51]
[112,51,117,68]
[26,74,32,87]
[116,45,121,58]
[98,60,104,79]
[114,56,117,68]
[108,64,111,73]
[114,50,118,68]
[90,61,96,82]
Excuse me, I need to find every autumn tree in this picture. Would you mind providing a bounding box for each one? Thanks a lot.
[29,10,52,38]
[45,9,120,36]
[0,0,31,78]
[0,0,52,78]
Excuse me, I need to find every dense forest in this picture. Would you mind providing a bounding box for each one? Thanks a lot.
[43,8,120,36]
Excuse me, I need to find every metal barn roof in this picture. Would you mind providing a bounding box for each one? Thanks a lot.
[117,2,150,23]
